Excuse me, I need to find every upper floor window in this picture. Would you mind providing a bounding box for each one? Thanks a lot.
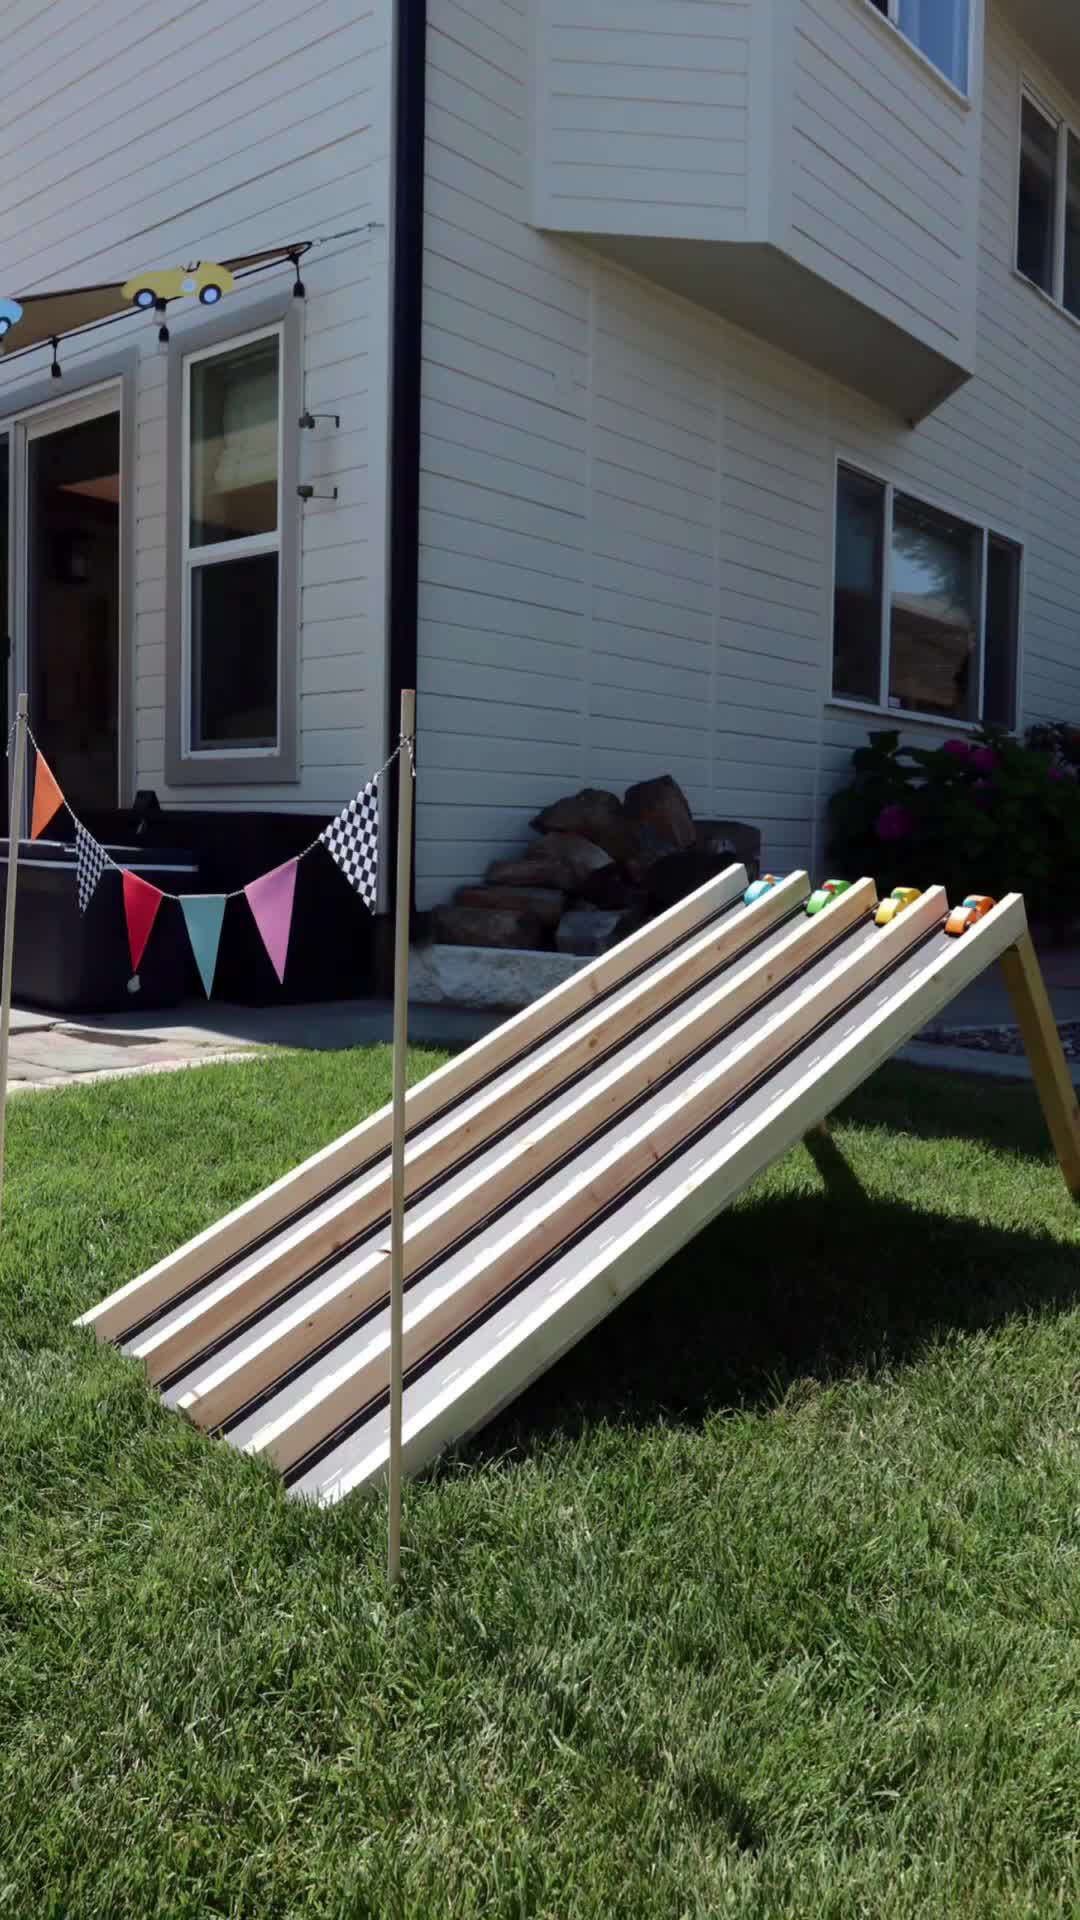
[1017,92,1080,320]
[833,465,1020,729]
[867,0,970,93]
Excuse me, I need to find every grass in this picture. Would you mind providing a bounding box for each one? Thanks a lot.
[1,1047,1080,1917]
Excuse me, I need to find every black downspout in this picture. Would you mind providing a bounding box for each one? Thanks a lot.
[380,0,427,994]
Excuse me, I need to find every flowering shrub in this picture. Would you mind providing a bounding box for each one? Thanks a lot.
[827,726,1080,922]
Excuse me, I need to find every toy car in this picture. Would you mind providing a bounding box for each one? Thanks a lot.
[744,873,779,906]
[0,297,23,340]
[875,886,921,928]
[945,895,995,937]
[806,879,851,916]
[122,262,235,310]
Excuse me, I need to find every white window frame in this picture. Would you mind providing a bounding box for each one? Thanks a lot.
[180,320,284,763]
[864,0,973,98]
[1015,84,1080,319]
[830,459,1024,732]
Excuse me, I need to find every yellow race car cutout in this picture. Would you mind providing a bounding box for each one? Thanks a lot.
[875,886,921,928]
[122,262,235,311]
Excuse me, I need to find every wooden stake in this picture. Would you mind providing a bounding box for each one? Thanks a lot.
[1000,931,1080,1198]
[0,693,28,1230]
[388,689,416,1586]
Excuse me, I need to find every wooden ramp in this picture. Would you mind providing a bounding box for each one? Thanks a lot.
[78,868,1080,1504]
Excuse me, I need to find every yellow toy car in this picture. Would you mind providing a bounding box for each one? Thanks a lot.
[875,886,921,928]
[945,895,995,937]
[122,261,235,311]
[806,879,850,916]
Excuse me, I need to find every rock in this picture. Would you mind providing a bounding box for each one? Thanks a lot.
[556,908,626,956]
[577,863,649,912]
[623,774,695,864]
[486,831,611,892]
[410,942,589,1012]
[541,831,615,881]
[644,847,740,911]
[431,904,545,950]
[696,818,761,879]
[456,885,565,929]
[530,789,641,868]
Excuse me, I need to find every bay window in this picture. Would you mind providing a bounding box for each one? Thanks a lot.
[832,465,1021,729]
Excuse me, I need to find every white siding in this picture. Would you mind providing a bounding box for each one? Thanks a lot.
[417,0,1080,905]
[0,0,391,812]
[783,0,981,368]
[533,0,754,241]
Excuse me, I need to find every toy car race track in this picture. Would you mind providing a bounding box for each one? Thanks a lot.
[78,868,1079,1505]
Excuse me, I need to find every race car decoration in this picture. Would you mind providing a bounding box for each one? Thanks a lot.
[121,262,236,312]
[875,886,921,928]
[744,873,780,906]
[806,879,851,916]
[945,895,996,937]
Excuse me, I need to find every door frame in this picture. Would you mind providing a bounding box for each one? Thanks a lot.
[0,349,137,822]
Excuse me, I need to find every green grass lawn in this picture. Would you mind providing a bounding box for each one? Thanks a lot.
[2,1049,1080,1918]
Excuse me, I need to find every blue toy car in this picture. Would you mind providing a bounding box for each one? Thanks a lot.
[0,297,23,340]
[744,873,779,906]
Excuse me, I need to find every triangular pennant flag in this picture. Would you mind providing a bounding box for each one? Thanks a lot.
[30,747,64,840]
[181,895,226,999]
[74,820,109,913]
[122,869,163,974]
[244,858,298,986]
[319,780,379,912]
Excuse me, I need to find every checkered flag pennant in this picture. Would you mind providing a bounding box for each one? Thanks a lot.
[319,779,379,912]
[74,820,109,914]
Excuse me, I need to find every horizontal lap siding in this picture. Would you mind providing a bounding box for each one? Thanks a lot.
[535,0,753,242]
[787,0,976,363]
[0,0,388,812]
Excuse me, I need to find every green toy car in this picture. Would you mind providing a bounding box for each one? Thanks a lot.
[806,879,851,916]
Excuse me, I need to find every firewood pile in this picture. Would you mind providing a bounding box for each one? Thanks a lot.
[426,774,761,957]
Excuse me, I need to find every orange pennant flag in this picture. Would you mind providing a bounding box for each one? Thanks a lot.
[30,748,64,840]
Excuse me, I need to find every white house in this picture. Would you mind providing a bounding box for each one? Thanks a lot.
[1,0,1079,983]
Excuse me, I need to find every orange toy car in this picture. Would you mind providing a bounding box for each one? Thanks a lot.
[945,894,995,937]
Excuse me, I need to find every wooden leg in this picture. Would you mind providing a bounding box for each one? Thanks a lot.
[1000,932,1080,1199]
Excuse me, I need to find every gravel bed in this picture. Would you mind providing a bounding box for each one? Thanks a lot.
[919,1021,1080,1059]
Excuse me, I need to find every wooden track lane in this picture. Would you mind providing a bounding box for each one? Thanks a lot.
[79,864,754,1341]
[124,872,814,1380]
[241,887,945,1474]
[292,894,1028,1504]
[167,881,875,1419]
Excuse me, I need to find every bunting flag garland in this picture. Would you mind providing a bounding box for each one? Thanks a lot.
[74,820,109,913]
[319,780,379,912]
[181,896,227,999]
[122,870,163,975]
[244,860,298,986]
[30,748,64,841]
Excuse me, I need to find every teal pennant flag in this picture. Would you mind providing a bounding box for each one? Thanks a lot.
[181,895,227,998]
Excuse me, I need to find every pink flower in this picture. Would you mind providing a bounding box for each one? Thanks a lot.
[1049,766,1067,782]
[943,738,971,759]
[971,746,999,775]
[876,803,916,843]
[973,778,995,809]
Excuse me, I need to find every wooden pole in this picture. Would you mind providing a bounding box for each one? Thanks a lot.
[0,693,28,1230]
[1000,930,1080,1198]
[388,688,416,1585]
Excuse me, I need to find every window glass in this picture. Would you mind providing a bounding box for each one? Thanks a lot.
[190,551,278,750]
[982,537,1020,730]
[1018,98,1059,295]
[190,335,280,547]
[897,0,968,89]
[833,467,885,703]
[889,495,980,721]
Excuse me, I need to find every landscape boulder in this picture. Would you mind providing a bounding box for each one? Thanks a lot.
[432,904,545,950]
[624,774,695,865]
[530,789,641,870]
[456,885,565,930]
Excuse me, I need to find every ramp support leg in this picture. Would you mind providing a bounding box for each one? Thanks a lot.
[1000,932,1080,1199]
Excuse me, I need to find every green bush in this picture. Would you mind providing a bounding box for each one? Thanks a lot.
[826,726,1080,922]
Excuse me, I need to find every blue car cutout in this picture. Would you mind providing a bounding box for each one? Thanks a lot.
[0,297,23,341]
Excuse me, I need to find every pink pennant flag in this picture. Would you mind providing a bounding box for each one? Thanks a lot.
[122,870,163,974]
[244,858,298,986]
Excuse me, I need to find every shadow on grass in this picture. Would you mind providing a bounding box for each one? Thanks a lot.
[460,1072,1080,1464]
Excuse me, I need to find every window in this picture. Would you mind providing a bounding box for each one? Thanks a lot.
[183,329,281,754]
[832,464,1021,728]
[866,0,970,93]
[1017,93,1080,320]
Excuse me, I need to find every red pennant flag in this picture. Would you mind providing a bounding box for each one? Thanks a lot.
[30,748,64,840]
[122,870,163,974]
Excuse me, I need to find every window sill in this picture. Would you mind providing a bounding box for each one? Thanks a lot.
[853,0,972,111]
[827,697,985,735]
[1011,266,1080,335]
